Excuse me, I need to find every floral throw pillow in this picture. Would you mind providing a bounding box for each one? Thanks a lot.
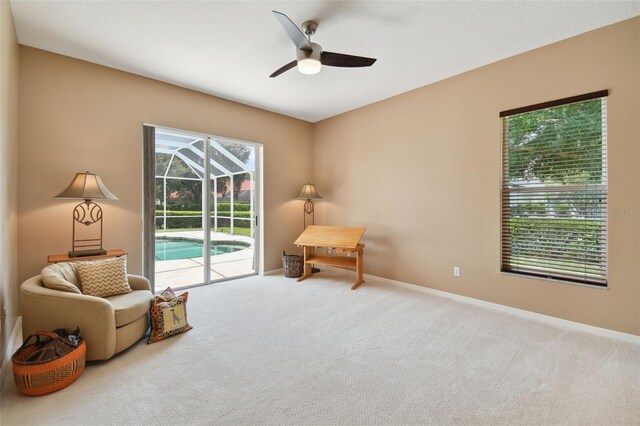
[147,287,192,344]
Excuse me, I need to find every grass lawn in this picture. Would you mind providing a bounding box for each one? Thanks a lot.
[217,227,252,236]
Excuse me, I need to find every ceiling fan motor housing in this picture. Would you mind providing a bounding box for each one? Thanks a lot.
[297,42,322,61]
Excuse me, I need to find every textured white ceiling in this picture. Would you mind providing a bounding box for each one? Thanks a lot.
[9,1,640,122]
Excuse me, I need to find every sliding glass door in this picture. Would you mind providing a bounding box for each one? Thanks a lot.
[208,139,257,280]
[149,127,259,290]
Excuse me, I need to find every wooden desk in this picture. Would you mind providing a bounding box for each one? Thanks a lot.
[294,226,366,290]
[47,249,127,264]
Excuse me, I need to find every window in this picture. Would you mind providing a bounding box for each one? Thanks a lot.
[501,90,608,286]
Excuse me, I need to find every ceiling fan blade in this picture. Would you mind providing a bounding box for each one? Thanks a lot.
[321,51,377,68]
[269,60,298,78]
[272,11,312,52]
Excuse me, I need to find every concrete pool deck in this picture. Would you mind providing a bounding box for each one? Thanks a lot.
[155,231,255,289]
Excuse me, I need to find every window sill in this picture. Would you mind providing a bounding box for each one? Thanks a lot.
[500,271,608,290]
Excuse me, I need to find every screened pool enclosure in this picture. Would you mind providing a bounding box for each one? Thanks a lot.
[152,128,259,289]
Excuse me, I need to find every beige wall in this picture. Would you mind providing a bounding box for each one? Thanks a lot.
[18,47,313,285]
[0,0,19,365]
[13,16,640,339]
[313,17,640,335]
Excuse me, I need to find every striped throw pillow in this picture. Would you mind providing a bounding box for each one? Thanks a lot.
[77,256,132,298]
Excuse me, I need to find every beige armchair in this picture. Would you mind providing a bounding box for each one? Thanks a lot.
[21,263,153,361]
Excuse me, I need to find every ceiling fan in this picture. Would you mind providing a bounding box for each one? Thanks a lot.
[269,11,377,78]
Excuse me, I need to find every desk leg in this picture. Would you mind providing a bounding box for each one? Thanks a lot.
[351,246,365,290]
[297,246,313,282]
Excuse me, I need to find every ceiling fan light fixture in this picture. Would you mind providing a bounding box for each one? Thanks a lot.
[297,58,321,75]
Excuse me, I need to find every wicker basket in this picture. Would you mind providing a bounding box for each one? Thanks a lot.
[282,250,304,278]
[12,331,86,396]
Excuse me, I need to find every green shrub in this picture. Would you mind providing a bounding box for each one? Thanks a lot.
[156,211,252,218]
[156,216,202,230]
[155,210,201,216]
[215,211,252,218]
[155,212,253,230]
[214,202,251,212]
[508,217,605,264]
[156,202,252,212]
[156,202,202,211]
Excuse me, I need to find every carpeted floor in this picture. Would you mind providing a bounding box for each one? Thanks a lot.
[1,269,639,425]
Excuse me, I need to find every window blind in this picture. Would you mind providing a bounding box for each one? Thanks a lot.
[501,90,608,286]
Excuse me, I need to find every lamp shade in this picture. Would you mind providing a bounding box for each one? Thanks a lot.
[297,183,322,200]
[55,171,119,200]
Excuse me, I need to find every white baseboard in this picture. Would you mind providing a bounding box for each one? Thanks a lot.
[324,267,640,345]
[262,266,639,344]
[1,316,22,386]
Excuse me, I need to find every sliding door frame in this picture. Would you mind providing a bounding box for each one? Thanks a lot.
[143,123,262,292]
[142,125,156,292]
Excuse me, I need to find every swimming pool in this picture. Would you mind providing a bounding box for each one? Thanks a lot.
[155,238,250,261]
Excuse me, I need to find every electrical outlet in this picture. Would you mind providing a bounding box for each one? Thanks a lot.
[453,267,461,277]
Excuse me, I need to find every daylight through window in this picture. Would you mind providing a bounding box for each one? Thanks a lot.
[501,91,608,286]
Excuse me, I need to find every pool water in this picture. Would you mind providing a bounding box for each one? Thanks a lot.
[155,238,250,261]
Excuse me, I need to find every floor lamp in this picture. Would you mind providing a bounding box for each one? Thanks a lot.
[297,183,322,229]
[297,183,322,272]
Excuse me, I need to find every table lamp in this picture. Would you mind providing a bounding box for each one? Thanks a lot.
[297,183,322,229]
[55,171,118,257]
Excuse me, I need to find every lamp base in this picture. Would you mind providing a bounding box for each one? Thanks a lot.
[68,249,107,258]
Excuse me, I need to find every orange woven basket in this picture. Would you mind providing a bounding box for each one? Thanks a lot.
[12,331,86,396]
